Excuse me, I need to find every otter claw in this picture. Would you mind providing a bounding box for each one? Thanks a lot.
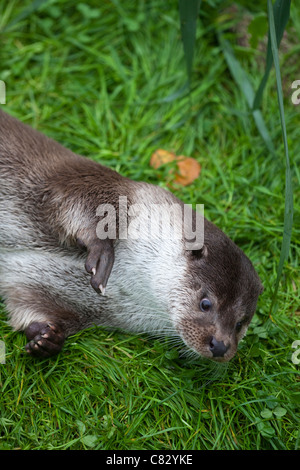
[77,237,114,295]
[24,321,65,358]
[84,240,114,295]
[99,284,106,296]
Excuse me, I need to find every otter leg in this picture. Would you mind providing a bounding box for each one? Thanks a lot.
[21,298,83,358]
[2,283,83,358]
[77,237,114,295]
[24,321,65,358]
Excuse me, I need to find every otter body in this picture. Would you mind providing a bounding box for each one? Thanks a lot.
[0,110,263,361]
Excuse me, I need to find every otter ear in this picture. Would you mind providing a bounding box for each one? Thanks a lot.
[188,244,208,259]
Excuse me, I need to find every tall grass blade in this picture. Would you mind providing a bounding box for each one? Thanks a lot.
[178,0,201,86]
[219,34,275,155]
[253,0,291,110]
[1,0,48,33]
[267,0,293,312]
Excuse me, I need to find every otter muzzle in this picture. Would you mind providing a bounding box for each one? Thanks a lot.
[209,337,229,358]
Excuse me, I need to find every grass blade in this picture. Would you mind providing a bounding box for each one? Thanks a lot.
[0,0,48,33]
[253,0,291,110]
[267,0,293,312]
[178,0,201,85]
[219,34,275,155]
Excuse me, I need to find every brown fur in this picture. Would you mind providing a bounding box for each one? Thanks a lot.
[0,109,263,361]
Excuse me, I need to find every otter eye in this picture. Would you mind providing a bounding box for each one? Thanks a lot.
[200,298,211,312]
[236,321,244,332]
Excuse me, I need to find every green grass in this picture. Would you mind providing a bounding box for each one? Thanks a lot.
[0,0,299,450]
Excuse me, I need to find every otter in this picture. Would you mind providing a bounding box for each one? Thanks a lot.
[0,109,263,362]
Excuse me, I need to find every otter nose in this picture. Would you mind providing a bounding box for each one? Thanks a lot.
[209,337,229,357]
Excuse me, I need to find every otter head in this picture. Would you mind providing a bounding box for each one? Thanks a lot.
[172,219,263,362]
[115,186,263,363]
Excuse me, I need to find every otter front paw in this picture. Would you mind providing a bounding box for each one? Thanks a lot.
[24,322,65,358]
[78,238,114,295]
